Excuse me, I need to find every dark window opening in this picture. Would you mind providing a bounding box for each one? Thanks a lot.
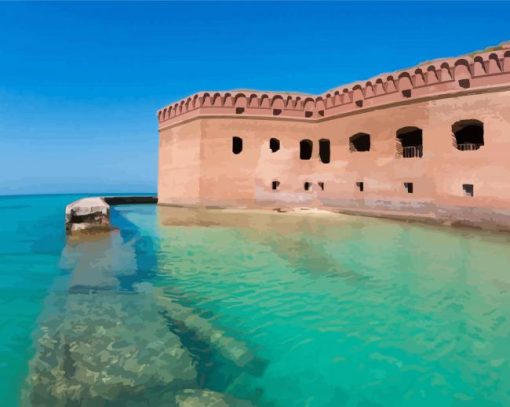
[304,182,312,191]
[463,184,474,197]
[452,120,484,151]
[236,107,245,114]
[318,110,325,117]
[355,100,363,108]
[318,182,324,191]
[356,182,364,192]
[232,136,243,154]
[300,139,313,160]
[404,182,414,194]
[269,138,280,153]
[350,133,371,152]
[304,111,313,118]
[396,127,423,158]
[402,89,412,98]
[319,139,330,163]
[272,180,280,191]
[273,109,282,116]
[458,79,470,89]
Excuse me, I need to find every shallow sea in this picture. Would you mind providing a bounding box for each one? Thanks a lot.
[1,194,510,406]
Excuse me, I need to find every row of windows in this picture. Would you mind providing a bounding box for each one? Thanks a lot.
[271,181,475,196]
[232,120,485,159]
[300,139,331,162]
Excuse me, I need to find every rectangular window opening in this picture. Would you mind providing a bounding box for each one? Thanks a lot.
[318,182,325,191]
[272,180,280,191]
[396,127,423,158]
[235,107,245,114]
[453,120,484,151]
[404,182,414,194]
[356,182,364,192]
[269,138,280,153]
[402,89,412,98]
[300,139,313,160]
[232,136,243,154]
[463,184,474,197]
[458,79,470,89]
[319,139,330,163]
[350,133,371,152]
[304,182,312,191]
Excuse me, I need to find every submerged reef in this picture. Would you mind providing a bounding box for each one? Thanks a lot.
[155,286,254,368]
[27,292,197,405]
[23,230,256,406]
[175,389,255,407]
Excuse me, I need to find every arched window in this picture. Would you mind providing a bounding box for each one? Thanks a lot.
[452,120,484,151]
[232,136,243,154]
[269,138,280,153]
[319,139,330,163]
[396,127,423,158]
[349,133,371,152]
[300,139,313,160]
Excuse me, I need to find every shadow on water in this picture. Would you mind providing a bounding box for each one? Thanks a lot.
[21,206,262,406]
[109,206,162,290]
[112,206,270,391]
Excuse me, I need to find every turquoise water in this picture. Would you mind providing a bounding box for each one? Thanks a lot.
[0,194,83,405]
[2,196,510,406]
[0,194,75,406]
[0,194,150,406]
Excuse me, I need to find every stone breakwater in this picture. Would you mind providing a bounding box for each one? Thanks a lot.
[23,222,257,406]
[65,196,157,235]
[65,197,110,235]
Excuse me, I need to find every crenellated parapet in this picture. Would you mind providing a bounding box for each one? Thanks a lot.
[157,90,318,125]
[157,45,510,128]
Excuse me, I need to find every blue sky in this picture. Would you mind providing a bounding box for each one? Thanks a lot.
[0,1,509,195]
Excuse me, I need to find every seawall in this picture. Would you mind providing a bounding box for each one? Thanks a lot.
[65,196,157,234]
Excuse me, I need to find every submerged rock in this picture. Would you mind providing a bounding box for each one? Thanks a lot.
[175,389,255,407]
[26,291,198,405]
[153,287,254,368]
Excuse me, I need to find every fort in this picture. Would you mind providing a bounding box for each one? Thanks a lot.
[157,43,510,230]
